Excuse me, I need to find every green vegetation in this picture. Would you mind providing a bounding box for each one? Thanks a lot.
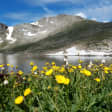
[1,61,112,111]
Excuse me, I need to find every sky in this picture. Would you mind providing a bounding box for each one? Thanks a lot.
[0,0,112,26]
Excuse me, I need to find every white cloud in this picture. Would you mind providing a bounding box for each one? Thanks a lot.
[42,6,55,15]
[67,3,112,22]
[75,12,87,18]
[83,5,112,22]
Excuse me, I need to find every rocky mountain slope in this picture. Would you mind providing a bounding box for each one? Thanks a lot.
[0,14,112,55]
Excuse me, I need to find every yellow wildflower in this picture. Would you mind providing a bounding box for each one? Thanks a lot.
[64,78,70,85]
[68,68,74,73]
[59,67,65,73]
[42,66,47,71]
[16,65,18,69]
[7,64,10,66]
[11,65,14,68]
[51,62,56,65]
[30,62,34,66]
[32,65,38,72]
[0,64,3,67]
[52,66,60,71]
[45,62,50,66]
[24,88,31,96]
[78,60,83,63]
[78,65,82,69]
[80,69,91,76]
[40,70,45,74]
[72,66,77,69]
[48,86,51,89]
[99,64,103,67]
[104,67,109,71]
[45,69,53,76]
[15,96,24,104]
[84,70,91,76]
[55,75,66,84]
[18,70,23,75]
[94,78,101,82]
[104,70,109,74]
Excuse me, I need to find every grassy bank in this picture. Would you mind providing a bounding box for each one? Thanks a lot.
[0,61,112,112]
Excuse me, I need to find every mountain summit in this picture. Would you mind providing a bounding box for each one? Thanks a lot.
[0,14,112,55]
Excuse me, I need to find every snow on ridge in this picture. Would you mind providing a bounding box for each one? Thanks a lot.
[24,32,36,36]
[31,21,39,25]
[22,29,27,32]
[0,38,3,44]
[31,21,44,27]
[75,12,87,19]
[38,24,43,27]
[50,21,54,24]
[6,27,16,44]
[38,30,47,34]
[7,27,14,40]
[0,40,3,43]
[24,30,47,36]
[45,46,111,56]
[9,39,16,44]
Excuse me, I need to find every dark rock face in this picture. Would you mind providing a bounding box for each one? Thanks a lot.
[0,23,8,31]
[0,23,8,43]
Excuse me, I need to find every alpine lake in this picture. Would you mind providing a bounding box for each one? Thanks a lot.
[0,53,112,73]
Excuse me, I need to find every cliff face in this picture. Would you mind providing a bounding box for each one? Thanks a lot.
[0,23,8,47]
[0,15,84,52]
[0,15,112,55]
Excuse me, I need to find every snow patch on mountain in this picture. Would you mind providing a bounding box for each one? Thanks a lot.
[31,21,44,27]
[75,12,87,19]
[38,30,47,34]
[46,46,111,56]
[9,39,16,44]
[38,24,43,27]
[31,21,39,25]
[50,21,54,24]
[6,27,16,44]
[0,39,3,43]
[24,32,36,36]
[6,27,13,40]
[22,29,27,32]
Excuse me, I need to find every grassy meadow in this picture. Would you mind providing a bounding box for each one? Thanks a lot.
[0,60,112,112]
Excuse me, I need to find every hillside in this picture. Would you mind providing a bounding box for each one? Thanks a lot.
[0,15,112,55]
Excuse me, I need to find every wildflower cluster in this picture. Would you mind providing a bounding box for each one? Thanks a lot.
[0,60,112,112]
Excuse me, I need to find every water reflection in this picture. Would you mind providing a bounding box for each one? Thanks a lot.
[0,53,112,73]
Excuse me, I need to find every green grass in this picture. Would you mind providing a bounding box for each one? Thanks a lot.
[1,62,112,112]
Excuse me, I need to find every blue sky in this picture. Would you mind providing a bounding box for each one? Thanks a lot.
[0,0,112,26]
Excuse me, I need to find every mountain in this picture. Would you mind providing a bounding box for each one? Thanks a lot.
[0,14,112,55]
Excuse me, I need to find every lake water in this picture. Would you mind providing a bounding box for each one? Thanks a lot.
[0,53,112,73]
